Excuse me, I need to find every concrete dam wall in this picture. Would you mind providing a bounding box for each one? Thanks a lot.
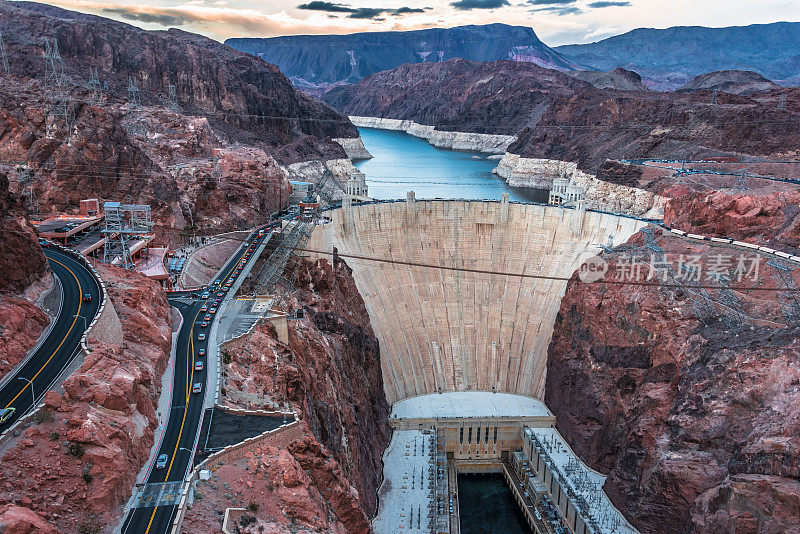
[309,200,647,404]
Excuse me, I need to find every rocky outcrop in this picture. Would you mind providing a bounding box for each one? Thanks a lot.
[569,67,649,91]
[0,172,48,294]
[0,2,355,158]
[219,257,390,528]
[664,189,800,250]
[546,229,800,533]
[0,2,364,234]
[677,70,782,96]
[0,263,171,532]
[227,24,577,93]
[183,424,373,533]
[493,153,666,217]
[350,116,515,155]
[332,137,373,161]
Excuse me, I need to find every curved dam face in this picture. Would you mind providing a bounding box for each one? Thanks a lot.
[309,200,647,404]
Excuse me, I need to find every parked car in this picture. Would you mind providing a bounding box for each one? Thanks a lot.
[156,454,168,469]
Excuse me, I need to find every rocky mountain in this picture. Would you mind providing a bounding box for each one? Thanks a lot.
[509,88,800,172]
[568,67,648,91]
[555,22,800,90]
[677,70,782,96]
[3,1,355,159]
[323,58,800,172]
[0,2,363,235]
[226,24,578,95]
[323,58,592,135]
[546,190,800,533]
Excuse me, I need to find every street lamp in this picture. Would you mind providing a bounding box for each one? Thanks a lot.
[17,377,34,406]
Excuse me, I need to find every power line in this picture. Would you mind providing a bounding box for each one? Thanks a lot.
[155,230,799,294]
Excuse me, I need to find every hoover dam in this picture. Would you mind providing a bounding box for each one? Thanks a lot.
[310,197,647,403]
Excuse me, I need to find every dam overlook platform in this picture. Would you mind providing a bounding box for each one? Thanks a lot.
[309,197,647,403]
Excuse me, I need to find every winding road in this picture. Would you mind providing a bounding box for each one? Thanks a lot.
[0,247,102,430]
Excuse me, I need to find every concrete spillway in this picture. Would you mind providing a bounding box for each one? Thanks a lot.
[309,199,647,404]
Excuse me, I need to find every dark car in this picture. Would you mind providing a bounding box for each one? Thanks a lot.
[83,293,92,302]
[197,348,206,357]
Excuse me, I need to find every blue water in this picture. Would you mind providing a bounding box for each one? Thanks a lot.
[355,127,546,202]
[458,474,530,534]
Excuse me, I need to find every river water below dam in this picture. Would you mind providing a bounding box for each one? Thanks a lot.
[355,127,547,202]
[458,473,530,534]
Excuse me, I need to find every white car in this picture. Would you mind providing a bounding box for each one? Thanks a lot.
[197,333,206,341]
[192,382,202,394]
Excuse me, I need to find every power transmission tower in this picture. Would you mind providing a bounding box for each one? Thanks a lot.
[778,94,787,111]
[125,76,147,137]
[102,201,153,268]
[43,37,75,143]
[767,261,800,322]
[167,84,180,112]
[711,90,719,105]
[86,67,102,105]
[0,32,9,75]
[16,166,39,217]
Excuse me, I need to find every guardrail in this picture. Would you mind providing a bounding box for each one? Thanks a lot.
[660,225,800,264]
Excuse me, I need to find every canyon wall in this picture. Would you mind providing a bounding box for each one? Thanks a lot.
[308,200,647,404]
[350,116,516,154]
[546,222,800,533]
[210,257,391,531]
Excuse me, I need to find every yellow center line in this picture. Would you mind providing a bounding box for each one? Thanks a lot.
[144,306,201,534]
[5,258,83,408]
[144,239,253,532]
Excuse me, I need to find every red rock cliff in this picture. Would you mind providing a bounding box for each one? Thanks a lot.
[545,232,800,533]
[203,257,391,532]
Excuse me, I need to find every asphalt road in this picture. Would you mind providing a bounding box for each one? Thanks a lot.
[0,247,101,430]
[121,227,270,534]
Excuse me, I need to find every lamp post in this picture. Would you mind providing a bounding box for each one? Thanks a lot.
[17,377,34,407]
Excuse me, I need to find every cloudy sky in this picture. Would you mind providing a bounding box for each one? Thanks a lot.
[42,0,800,45]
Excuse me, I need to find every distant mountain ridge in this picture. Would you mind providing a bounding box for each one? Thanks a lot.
[226,24,578,95]
[555,22,800,90]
